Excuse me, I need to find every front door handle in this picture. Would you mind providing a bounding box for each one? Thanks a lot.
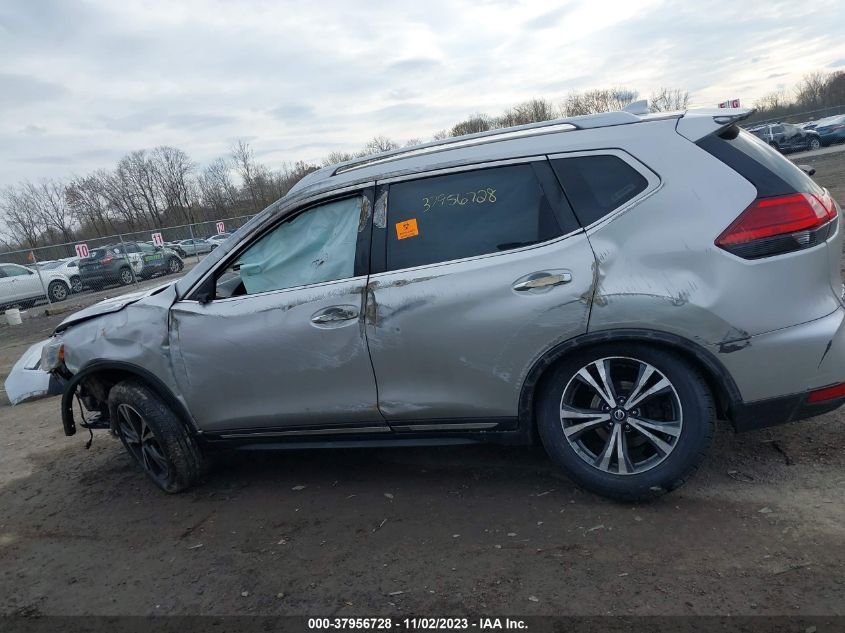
[512,272,572,291]
[311,305,359,324]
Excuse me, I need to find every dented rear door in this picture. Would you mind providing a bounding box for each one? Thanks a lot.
[365,159,594,425]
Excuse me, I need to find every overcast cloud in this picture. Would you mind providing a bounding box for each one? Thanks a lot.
[1,0,844,186]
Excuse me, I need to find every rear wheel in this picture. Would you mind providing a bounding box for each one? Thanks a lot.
[109,380,205,493]
[70,276,83,293]
[118,267,134,285]
[537,344,714,501]
[47,280,69,302]
[167,257,183,274]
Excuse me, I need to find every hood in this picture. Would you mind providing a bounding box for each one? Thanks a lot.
[55,281,174,333]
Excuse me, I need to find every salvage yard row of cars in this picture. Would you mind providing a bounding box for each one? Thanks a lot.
[0,236,231,309]
[0,242,186,310]
[747,114,845,154]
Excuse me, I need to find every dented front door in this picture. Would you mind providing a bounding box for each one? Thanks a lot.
[169,192,384,434]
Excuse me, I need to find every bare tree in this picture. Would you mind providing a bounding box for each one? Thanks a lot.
[0,185,43,247]
[358,136,400,156]
[561,88,639,116]
[197,158,238,216]
[649,87,690,112]
[450,113,494,136]
[28,180,77,242]
[498,98,557,127]
[231,140,270,212]
[794,71,830,108]
[321,151,355,167]
[67,175,116,237]
[152,146,196,225]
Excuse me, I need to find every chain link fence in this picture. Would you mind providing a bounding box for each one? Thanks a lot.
[0,214,255,309]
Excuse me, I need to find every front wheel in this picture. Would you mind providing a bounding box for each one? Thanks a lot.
[537,344,715,501]
[808,137,821,151]
[109,381,205,493]
[70,276,83,293]
[47,280,69,302]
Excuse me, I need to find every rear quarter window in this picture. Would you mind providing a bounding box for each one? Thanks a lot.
[550,154,649,227]
[697,127,823,197]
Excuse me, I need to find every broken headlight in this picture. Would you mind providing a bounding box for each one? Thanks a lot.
[40,338,65,372]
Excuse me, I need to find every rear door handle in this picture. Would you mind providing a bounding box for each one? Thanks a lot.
[311,305,359,324]
[512,272,572,291]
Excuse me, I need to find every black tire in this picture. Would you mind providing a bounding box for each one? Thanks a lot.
[167,257,183,274]
[536,343,715,502]
[118,267,134,285]
[70,276,83,293]
[108,380,205,493]
[47,280,69,302]
[808,137,821,151]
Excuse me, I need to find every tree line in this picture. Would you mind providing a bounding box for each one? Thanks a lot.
[747,70,845,124]
[11,73,838,252]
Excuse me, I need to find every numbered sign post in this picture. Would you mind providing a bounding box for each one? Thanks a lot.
[75,243,90,258]
[216,221,225,235]
[151,232,164,247]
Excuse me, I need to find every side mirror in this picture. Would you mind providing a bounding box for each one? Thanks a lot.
[798,164,816,176]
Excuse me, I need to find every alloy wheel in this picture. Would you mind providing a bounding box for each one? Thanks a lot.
[50,282,67,301]
[120,268,134,285]
[169,258,180,273]
[559,356,683,475]
[116,403,171,486]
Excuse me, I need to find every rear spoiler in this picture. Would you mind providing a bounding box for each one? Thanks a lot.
[676,108,756,142]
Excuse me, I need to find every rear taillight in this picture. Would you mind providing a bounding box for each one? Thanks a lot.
[831,125,845,131]
[715,192,837,259]
[101,255,113,265]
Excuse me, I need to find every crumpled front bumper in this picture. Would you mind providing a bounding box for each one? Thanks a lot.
[4,339,66,405]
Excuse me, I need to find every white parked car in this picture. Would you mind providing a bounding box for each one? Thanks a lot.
[0,263,72,308]
[206,232,231,244]
[36,258,83,293]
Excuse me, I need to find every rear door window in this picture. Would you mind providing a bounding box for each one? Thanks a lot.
[384,162,575,271]
[550,155,649,227]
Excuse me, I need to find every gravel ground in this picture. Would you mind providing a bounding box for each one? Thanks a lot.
[1,155,845,617]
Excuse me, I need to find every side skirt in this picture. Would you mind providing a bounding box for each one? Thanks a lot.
[198,417,529,451]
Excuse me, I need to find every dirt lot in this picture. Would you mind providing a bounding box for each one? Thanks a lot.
[2,153,845,617]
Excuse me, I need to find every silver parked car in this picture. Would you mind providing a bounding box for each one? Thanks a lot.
[0,263,72,307]
[175,238,215,255]
[41,106,845,500]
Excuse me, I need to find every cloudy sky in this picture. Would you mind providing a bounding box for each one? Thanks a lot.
[1,0,844,186]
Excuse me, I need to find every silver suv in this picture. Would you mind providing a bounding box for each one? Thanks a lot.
[42,106,845,501]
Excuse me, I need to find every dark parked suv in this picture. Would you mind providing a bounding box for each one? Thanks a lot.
[749,123,822,153]
[79,242,184,289]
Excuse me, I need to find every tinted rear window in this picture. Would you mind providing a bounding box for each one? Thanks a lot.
[697,127,822,197]
[550,155,649,227]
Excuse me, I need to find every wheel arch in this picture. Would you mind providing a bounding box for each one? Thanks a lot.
[517,328,743,436]
[61,360,198,437]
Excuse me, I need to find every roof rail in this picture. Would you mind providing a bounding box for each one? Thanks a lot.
[333,110,642,175]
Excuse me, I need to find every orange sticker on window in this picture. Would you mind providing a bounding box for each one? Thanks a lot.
[395,218,419,240]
